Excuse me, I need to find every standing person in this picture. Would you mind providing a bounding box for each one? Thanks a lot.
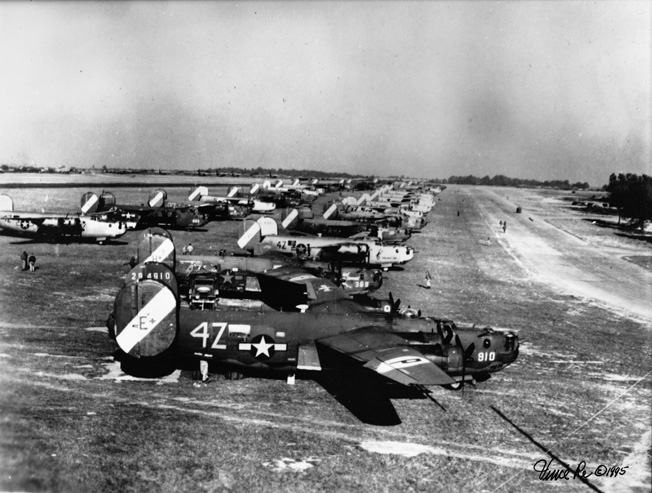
[199,360,210,383]
[187,243,194,254]
[123,256,138,269]
[28,253,36,272]
[425,271,432,289]
[20,251,28,271]
[503,220,507,233]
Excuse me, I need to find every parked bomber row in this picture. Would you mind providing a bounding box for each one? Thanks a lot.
[0,178,437,241]
[102,179,519,424]
[0,177,519,423]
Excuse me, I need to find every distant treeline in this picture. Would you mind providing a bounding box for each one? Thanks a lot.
[605,173,652,229]
[445,174,590,190]
[0,164,370,180]
[214,167,366,179]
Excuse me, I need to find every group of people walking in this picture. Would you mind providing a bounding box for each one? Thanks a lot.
[20,251,36,272]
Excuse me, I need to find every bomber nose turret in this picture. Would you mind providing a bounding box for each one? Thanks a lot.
[503,332,519,363]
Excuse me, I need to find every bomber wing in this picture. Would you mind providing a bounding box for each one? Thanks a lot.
[316,327,456,386]
[257,266,350,309]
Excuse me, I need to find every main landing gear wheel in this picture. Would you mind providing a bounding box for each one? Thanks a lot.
[225,370,244,381]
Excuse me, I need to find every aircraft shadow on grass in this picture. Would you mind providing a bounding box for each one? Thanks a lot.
[311,348,437,426]
[160,359,419,426]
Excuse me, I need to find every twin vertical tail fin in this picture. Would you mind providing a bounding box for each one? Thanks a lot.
[81,192,117,214]
[280,208,302,229]
[188,186,208,202]
[0,194,14,212]
[237,217,279,250]
[322,202,339,220]
[148,189,167,208]
[111,228,179,376]
[81,192,100,214]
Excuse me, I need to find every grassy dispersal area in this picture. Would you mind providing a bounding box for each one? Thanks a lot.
[0,183,650,492]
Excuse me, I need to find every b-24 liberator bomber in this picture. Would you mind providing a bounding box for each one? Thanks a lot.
[106,228,519,423]
[191,185,276,216]
[0,194,127,243]
[278,207,411,243]
[175,252,383,299]
[82,189,214,230]
[237,215,415,269]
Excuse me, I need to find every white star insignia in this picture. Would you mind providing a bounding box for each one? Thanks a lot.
[251,336,274,358]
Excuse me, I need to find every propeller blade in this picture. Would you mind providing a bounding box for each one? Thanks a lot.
[464,342,476,361]
[443,325,453,345]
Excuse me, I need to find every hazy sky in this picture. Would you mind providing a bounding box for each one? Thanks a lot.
[0,1,649,185]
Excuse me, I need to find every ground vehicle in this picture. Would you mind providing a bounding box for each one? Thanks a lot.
[187,274,219,310]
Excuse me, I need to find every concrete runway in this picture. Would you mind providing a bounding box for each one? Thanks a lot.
[468,187,652,324]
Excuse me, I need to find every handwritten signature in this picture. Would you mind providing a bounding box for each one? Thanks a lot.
[534,459,628,481]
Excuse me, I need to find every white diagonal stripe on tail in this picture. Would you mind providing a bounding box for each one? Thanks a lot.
[237,222,260,249]
[149,191,165,207]
[188,187,204,201]
[143,238,174,264]
[81,194,99,214]
[323,204,337,220]
[281,209,299,229]
[116,288,175,354]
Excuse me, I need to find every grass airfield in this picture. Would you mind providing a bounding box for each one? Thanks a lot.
[0,180,650,492]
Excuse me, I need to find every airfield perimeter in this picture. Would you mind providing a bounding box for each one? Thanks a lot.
[0,178,650,492]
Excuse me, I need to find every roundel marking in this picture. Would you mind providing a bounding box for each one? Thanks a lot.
[238,334,287,360]
[20,220,31,230]
[296,243,307,256]
[115,282,177,357]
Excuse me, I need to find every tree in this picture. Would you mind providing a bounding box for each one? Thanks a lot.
[606,173,652,229]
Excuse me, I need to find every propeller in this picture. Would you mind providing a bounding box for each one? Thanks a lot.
[455,334,476,391]
[386,292,401,316]
[435,323,454,344]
